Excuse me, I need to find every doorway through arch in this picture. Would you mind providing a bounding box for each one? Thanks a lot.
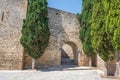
[61,41,78,65]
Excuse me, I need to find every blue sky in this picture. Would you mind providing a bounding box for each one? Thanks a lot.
[47,0,82,14]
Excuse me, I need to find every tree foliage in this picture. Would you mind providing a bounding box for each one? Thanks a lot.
[20,0,50,59]
[78,0,94,56]
[79,0,120,61]
[111,0,120,53]
[91,0,120,61]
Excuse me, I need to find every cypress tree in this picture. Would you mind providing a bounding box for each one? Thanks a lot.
[91,0,120,76]
[111,0,120,53]
[91,0,120,61]
[91,1,112,75]
[20,0,50,59]
[78,0,94,56]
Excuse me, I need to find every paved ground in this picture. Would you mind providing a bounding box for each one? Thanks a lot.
[0,69,111,80]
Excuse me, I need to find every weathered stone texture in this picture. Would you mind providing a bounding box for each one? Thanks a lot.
[0,0,27,70]
[116,62,120,76]
[97,55,106,70]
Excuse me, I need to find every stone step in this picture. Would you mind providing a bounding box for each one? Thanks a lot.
[61,62,74,65]
[63,66,97,70]
[61,58,74,65]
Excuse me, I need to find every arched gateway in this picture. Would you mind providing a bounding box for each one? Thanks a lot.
[61,41,78,65]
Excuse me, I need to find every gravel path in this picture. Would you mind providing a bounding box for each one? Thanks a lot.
[0,69,110,80]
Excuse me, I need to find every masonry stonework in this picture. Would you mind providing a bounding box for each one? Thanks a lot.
[0,0,27,70]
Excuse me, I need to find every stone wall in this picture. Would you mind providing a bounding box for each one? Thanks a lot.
[96,55,106,71]
[23,7,90,69]
[0,0,27,70]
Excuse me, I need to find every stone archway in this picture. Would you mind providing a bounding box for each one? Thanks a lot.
[61,41,78,65]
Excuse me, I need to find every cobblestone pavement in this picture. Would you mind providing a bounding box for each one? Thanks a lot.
[0,69,112,80]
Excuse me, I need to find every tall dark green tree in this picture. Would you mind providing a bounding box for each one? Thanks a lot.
[78,0,94,56]
[20,0,50,68]
[111,0,120,53]
[91,0,114,61]
[91,0,120,76]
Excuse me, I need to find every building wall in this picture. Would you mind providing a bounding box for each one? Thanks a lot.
[0,0,27,70]
[97,55,106,71]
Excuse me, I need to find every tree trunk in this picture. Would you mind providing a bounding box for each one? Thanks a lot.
[106,59,116,76]
[32,58,35,69]
[91,54,97,67]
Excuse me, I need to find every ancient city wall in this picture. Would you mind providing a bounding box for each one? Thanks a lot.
[0,0,27,70]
